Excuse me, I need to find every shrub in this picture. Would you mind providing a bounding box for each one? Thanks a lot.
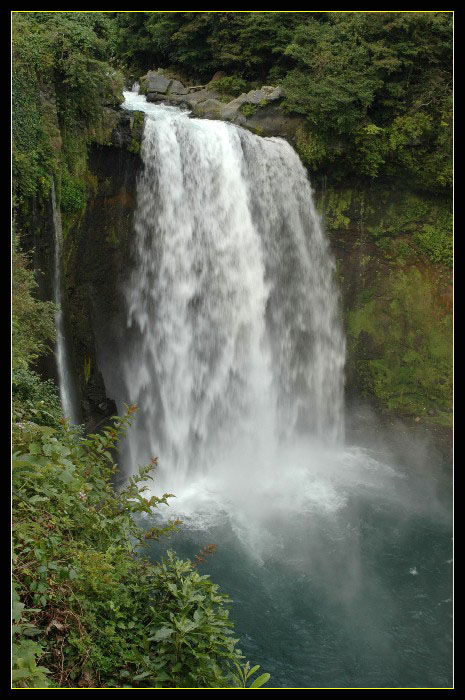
[211,76,248,97]
[12,239,56,371]
[60,172,86,213]
[12,410,268,688]
[12,367,62,427]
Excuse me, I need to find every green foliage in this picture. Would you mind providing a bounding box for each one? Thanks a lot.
[12,238,56,371]
[231,661,271,689]
[12,367,62,427]
[116,12,303,81]
[283,15,382,134]
[364,190,452,268]
[347,267,452,420]
[212,76,248,97]
[352,123,387,178]
[60,172,86,213]
[116,12,451,191]
[12,12,123,202]
[12,584,51,688]
[137,550,243,688]
[12,410,267,688]
[295,126,333,172]
[322,188,354,230]
[413,210,453,268]
[239,103,259,118]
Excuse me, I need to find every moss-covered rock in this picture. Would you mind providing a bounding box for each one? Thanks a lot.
[316,180,453,426]
[63,114,143,430]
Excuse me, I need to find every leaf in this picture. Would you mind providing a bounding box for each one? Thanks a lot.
[133,671,152,681]
[29,495,49,504]
[250,673,270,689]
[246,665,260,679]
[148,627,174,642]
[58,469,74,484]
[12,668,34,681]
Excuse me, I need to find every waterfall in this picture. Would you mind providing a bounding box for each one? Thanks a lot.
[51,177,80,424]
[120,92,345,493]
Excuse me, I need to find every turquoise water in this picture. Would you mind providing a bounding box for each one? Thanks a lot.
[141,442,452,689]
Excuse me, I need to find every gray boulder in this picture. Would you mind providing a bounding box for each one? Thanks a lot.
[169,79,189,95]
[242,86,285,105]
[146,72,171,94]
[260,85,284,101]
[194,98,224,119]
[220,97,247,122]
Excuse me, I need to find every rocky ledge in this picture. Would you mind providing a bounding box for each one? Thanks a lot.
[138,69,304,139]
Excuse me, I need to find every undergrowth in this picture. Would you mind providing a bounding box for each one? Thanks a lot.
[12,408,270,688]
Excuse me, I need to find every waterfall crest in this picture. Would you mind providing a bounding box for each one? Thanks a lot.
[51,178,80,424]
[120,93,345,490]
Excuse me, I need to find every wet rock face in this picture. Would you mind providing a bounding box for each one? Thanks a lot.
[64,111,143,430]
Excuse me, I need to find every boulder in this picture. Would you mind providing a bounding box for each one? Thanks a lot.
[220,97,247,122]
[146,72,171,94]
[169,79,189,95]
[244,89,269,105]
[243,86,285,105]
[194,98,224,119]
[260,85,284,101]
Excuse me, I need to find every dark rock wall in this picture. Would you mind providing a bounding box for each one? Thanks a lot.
[64,141,142,430]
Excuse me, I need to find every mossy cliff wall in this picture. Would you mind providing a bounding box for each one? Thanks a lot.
[61,111,144,430]
[314,181,452,427]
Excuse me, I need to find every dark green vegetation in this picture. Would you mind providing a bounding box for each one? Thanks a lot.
[117,12,452,194]
[12,12,123,206]
[12,410,270,688]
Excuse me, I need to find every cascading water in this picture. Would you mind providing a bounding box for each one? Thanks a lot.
[120,92,345,496]
[51,178,80,425]
[103,92,452,687]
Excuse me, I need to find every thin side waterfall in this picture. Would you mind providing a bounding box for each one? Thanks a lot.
[119,93,345,495]
[51,177,80,424]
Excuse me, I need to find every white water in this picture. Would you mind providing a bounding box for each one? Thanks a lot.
[120,91,345,499]
[116,94,449,542]
[51,178,79,424]
[116,92,438,545]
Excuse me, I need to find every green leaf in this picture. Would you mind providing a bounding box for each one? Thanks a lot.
[149,627,174,642]
[250,673,271,688]
[246,664,260,679]
[58,469,74,484]
[133,671,152,681]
